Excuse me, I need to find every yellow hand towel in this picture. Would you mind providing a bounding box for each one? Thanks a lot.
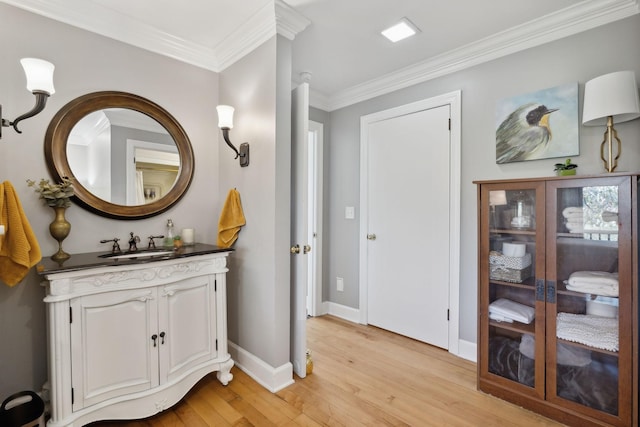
[217,188,246,248]
[0,181,42,287]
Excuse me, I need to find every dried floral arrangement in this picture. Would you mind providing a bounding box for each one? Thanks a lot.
[27,177,75,208]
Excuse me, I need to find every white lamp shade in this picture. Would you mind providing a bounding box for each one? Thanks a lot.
[582,70,640,126]
[216,105,234,129]
[489,190,507,206]
[20,58,55,95]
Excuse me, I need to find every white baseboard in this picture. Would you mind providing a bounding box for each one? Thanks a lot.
[456,339,477,363]
[228,341,294,393]
[322,301,360,323]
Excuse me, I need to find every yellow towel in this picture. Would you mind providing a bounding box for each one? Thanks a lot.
[0,181,42,287]
[217,188,246,248]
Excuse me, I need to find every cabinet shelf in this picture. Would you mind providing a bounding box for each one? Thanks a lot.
[489,278,535,289]
[490,228,536,235]
[556,338,619,357]
[489,320,535,335]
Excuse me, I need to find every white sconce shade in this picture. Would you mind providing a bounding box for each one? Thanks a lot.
[20,58,55,95]
[216,105,234,129]
[583,70,640,126]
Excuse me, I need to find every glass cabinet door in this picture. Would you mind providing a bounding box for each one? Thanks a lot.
[546,177,631,424]
[480,182,545,398]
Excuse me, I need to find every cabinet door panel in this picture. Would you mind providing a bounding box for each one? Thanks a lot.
[70,289,159,410]
[546,178,631,425]
[158,276,216,383]
[480,184,545,398]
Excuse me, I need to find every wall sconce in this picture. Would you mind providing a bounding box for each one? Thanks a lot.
[582,70,640,173]
[216,105,249,167]
[1,58,56,139]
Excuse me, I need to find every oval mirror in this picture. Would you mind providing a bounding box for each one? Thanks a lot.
[45,91,194,219]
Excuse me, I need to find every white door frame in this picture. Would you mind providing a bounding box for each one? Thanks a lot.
[358,90,462,355]
[307,120,324,317]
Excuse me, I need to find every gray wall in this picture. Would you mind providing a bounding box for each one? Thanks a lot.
[218,35,292,369]
[0,4,221,398]
[323,15,640,343]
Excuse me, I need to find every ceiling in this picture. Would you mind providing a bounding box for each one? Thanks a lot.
[3,0,638,110]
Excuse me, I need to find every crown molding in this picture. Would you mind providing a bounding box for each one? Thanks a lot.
[213,2,277,71]
[275,0,311,40]
[321,0,640,111]
[2,0,312,73]
[0,0,221,70]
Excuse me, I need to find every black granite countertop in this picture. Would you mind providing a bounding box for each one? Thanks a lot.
[37,243,233,275]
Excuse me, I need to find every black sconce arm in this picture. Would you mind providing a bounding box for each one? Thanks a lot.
[2,91,50,134]
[221,127,241,159]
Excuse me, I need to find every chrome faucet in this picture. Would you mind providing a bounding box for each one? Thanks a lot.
[128,232,141,252]
[148,235,164,249]
[100,238,121,253]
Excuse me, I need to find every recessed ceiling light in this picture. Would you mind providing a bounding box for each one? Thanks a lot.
[381,18,420,43]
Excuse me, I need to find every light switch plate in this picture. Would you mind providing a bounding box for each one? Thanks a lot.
[345,206,355,219]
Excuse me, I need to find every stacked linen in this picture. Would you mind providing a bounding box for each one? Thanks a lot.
[557,312,618,352]
[489,298,535,324]
[565,271,619,297]
[562,206,584,233]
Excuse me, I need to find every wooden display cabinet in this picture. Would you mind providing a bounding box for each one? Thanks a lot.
[475,174,638,427]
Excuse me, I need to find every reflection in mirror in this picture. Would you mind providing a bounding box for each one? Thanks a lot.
[45,91,194,220]
[67,108,179,206]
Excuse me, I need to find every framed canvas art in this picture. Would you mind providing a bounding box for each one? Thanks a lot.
[496,82,579,164]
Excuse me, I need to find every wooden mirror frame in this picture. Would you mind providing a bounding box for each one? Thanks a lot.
[45,91,194,220]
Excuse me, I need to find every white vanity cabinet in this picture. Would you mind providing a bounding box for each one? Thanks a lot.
[41,250,233,427]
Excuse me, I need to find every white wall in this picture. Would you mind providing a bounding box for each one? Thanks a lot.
[0,3,221,398]
[323,15,640,343]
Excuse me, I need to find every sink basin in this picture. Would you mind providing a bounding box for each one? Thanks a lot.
[99,249,174,260]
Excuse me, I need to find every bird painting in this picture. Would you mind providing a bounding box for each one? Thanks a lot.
[496,103,558,164]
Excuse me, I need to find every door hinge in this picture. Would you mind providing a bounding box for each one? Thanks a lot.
[447,309,450,321]
[448,118,451,130]
[71,387,74,405]
[215,339,218,351]
[69,307,72,324]
[214,279,217,292]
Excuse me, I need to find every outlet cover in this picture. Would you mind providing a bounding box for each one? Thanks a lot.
[345,206,355,219]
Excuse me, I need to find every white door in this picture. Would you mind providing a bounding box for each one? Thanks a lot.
[306,120,323,317]
[363,103,451,349]
[291,82,309,378]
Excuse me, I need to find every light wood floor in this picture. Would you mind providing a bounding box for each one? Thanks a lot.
[91,315,564,426]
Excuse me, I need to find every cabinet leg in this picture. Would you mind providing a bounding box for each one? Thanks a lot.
[217,358,234,385]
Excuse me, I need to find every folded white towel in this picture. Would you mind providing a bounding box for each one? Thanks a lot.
[566,283,619,297]
[568,271,618,287]
[562,207,583,218]
[556,312,618,352]
[489,298,535,324]
[489,312,513,323]
[565,216,584,223]
[566,271,619,296]
[565,222,584,233]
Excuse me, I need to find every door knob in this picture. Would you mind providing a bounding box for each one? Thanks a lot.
[367,234,377,240]
[290,244,300,254]
[303,244,311,254]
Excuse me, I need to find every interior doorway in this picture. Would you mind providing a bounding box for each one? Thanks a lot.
[306,120,324,318]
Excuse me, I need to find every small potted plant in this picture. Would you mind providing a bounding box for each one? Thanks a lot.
[554,158,578,176]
